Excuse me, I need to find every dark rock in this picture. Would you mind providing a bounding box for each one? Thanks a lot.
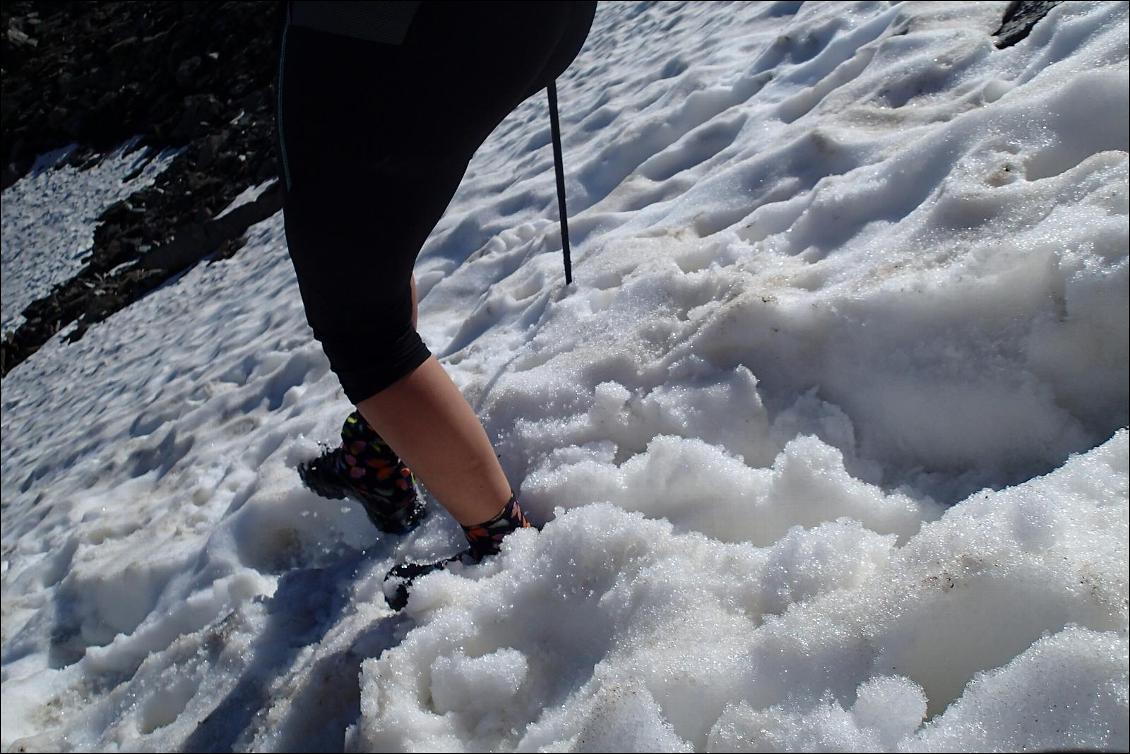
[176,55,203,88]
[106,35,138,62]
[993,0,1062,48]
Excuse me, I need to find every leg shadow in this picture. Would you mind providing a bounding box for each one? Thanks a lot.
[180,547,408,753]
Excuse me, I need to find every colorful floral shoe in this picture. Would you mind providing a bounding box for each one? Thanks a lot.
[297,412,426,534]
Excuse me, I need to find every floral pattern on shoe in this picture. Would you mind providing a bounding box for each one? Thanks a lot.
[462,494,531,558]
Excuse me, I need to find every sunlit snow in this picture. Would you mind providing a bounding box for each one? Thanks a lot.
[2,2,1126,751]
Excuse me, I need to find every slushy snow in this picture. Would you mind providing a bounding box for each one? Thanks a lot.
[1,1,1127,752]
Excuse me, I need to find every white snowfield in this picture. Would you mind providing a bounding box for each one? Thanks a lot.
[1,1,1126,752]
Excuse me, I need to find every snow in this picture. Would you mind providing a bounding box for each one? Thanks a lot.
[1,1,1127,751]
[214,180,276,220]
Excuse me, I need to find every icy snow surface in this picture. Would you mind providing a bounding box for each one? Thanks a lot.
[2,2,1127,752]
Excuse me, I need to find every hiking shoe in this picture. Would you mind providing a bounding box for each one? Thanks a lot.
[297,413,427,534]
[381,494,531,610]
[382,548,481,611]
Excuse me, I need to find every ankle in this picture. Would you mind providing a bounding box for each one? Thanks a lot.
[338,411,408,481]
[461,494,531,557]
[342,411,388,446]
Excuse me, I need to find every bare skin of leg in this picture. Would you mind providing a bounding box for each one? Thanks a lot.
[355,275,512,527]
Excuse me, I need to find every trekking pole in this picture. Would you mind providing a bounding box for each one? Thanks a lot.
[547,80,573,285]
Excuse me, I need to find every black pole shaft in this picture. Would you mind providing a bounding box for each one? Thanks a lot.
[547,81,572,285]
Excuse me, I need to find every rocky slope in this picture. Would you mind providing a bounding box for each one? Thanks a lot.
[1,0,283,375]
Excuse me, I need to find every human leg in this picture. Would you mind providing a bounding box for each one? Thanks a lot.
[355,356,514,526]
[279,3,594,533]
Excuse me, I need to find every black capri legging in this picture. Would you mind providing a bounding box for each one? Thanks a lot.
[277,1,597,404]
